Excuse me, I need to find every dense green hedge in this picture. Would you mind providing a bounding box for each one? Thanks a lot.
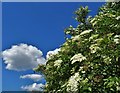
[35,2,120,93]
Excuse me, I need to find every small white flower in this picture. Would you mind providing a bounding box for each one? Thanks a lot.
[80,29,92,36]
[92,21,97,26]
[90,18,96,23]
[90,44,100,53]
[116,16,120,20]
[114,35,120,44]
[81,71,86,73]
[95,38,104,42]
[71,35,80,41]
[89,34,99,41]
[71,53,86,64]
[114,38,119,44]
[57,89,61,92]
[54,59,62,67]
[82,39,88,43]
[114,35,120,38]
[79,66,83,71]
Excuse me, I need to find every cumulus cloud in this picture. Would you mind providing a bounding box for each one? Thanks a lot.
[21,83,45,91]
[46,48,60,60]
[2,44,46,71]
[20,74,43,82]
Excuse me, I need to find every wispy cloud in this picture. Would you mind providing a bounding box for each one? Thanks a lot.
[20,74,44,82]
[21,83,45,91]
[2,43,46,71]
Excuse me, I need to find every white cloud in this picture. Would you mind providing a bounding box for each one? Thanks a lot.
[2,44,46,71]
[21,83,45,91]
[20,74,43,82]
[46,48,60,60]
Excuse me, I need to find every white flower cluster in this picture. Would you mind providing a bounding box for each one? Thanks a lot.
[71,35,80,41]
[90,17,97,26]
[90,44,100,53]
[116,16,120,20]
[89,34,99,41]
[67,72,80,92]
[71,53,86,64]
[46,48,60,60]
[114,35,120,44]
[94,38,104,43]
[54,59,62,67]
[80,29,92,36]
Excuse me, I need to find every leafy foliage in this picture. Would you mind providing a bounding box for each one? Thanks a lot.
[35,2,120,93]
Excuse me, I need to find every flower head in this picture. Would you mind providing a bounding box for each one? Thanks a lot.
[80,29,92,36]
[54,59,62,67]
[114,35,120,44]
[67,72,80,92]
[90,44,101,53]
[71,53,86,64]
[116,16,120,20]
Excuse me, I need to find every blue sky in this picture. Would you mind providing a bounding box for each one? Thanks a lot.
[2,2,105,91]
